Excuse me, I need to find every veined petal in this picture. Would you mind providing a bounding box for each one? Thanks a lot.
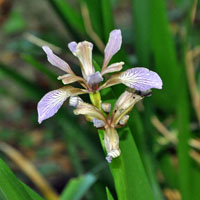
[73,101,106,122]
[103,29,122,69]
[57,74,86,85]
[75,41,95,78]
[101,62,124,76]
[42,46,74,74]
[119,67,163,91]
[37,86,87,124]
[68,41,77,55]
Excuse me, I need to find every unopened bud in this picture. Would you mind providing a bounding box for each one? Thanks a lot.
[69,96,82,107]
[101,103,111,113]
[104,127,121,163]
[119,115,129,125]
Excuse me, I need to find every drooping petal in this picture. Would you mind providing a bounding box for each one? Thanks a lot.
[42,46,74,74]
[119,67,163,91]
[75,41,95,78]
[37,88,68,124]
[37,86,87,124]
[87,71,103,86]
[68,41,77,55]
[101,62,124,76]
[73,101,106,122]
[57,74,86,85]
[103,29,122,69]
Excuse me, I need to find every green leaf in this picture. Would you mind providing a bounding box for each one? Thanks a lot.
[106,187,114,200]
[59,173,96,200]
[109,127,154,200]
[81,0,104,39]
[150,0,180,110]
[132,0,150,66]
[0,158,42,200]
[101,0,114,41]
[47,0,85,38]
[21,182,44,200]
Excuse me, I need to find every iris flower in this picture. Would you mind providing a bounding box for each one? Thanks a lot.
[37,29,162,125]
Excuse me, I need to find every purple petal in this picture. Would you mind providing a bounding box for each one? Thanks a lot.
[103,29,122,67]
[93,118,105,128]
[37,88,68,124]
[120,67,163,91]
[42,46,72,73]
[87,71,103,86]
[68,41,77,55]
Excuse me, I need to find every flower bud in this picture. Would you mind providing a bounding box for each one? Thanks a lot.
[104,127,121,163]
[119,115,129,125]
[69,96,82,107]
[101,103,111,113]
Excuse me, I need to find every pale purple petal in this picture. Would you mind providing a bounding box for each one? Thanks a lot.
[103,29,122,67]
[87,71,103,86]
[105,155,112,163]
[37,88,68,124]
[93,118,105,128]
[119,67,163,91]
[42,46,72,74]
[68,41,77,55]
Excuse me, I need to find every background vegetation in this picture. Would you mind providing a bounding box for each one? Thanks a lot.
[0,0,200,199]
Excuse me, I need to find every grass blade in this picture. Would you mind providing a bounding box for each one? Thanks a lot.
[101,0,114,41]
[110,127,154,200]
[59,173,96,200]
[0,159,34,200]
[47,0,85,38]
[106,187,114,200]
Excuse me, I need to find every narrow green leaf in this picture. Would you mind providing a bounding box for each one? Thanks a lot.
[47,0,85,38]
[110,127,154,200]
[191,164,200,200]
[21,182,44,200]
[177,77,191,200]
[0,159,33,200]
[132,0,150,66]
[106,187,114,200]
[150,0,180,110]
[59,173,96,200]
[101,0,114,41]
[81,0,103,39]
